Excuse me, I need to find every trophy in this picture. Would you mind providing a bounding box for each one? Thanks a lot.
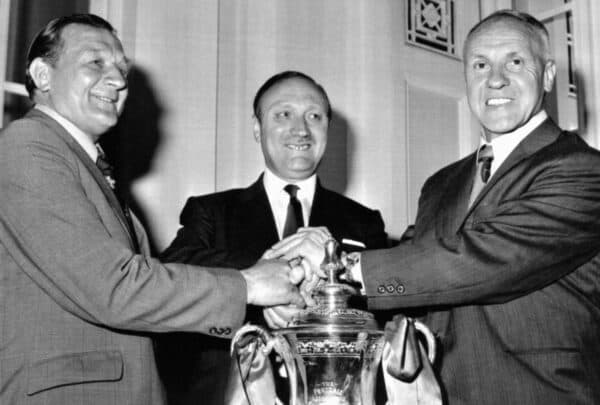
[228,240,437,405]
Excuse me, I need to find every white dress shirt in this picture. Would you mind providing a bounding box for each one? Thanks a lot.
[262,167,316,240]
[480,110,548,181]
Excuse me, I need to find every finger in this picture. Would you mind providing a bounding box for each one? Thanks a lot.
[288,264,305,284]
[296,227,332,242]
[288,289,306,308]
[299,258,315,282]
[264,308,287,329]
[270,233,305,251]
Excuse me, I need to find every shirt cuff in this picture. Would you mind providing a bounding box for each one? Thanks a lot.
[346,252,365,295]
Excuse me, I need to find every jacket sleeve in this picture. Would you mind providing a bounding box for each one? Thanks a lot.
[362,145,600,309]
[0,129,246,336]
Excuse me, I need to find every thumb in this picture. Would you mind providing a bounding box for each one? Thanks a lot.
[289,265,305,284]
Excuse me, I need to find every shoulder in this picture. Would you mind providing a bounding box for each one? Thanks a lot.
[179,186,250,222]
[317,186,380,216]
[185,187,248,208]
[0,114,75,171]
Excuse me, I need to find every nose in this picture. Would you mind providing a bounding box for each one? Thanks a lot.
[105,64,128,90]
[291,116,310,137]
[487,65,508,89]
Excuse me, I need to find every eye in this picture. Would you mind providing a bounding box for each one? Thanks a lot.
[274,110,291,120]
[307,112,323,122]
[473,60,489,71]
[506,58,523,72]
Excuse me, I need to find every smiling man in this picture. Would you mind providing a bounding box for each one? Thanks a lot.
[268,10,600,405]
[156,71,387,405]
[0,15,310,405]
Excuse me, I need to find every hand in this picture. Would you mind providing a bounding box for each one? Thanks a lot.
[263,227,331,280]
[241,259,306,307]
[263,305,304,329]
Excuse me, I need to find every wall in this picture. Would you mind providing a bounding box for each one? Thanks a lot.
[107,0,479,250]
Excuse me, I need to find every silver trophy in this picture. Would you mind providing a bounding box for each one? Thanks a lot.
[229,240,437,405]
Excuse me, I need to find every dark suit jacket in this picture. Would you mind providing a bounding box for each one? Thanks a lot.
[156,177,388,405]
[0,109,247,404]
[362,119,600,404]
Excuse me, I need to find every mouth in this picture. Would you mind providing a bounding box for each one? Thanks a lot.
[93,94,119,108]
[486,98,512,107]
[285,143,311,151]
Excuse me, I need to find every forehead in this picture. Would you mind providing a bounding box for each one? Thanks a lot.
[465,20,541,57]
[59,23,124,56]
[260,78,327,109]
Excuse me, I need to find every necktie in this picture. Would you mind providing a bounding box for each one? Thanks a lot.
[468,144,494,206]
[282,184,304,238]
[96,147,116,189]
[95,146,139,252]
[478,144,493,183]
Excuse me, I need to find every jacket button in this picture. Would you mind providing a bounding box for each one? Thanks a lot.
[386,284,395,293]
[209,327,217,334]
[377,285,386,294]
[396,284,405,294]
[225,328,232,335]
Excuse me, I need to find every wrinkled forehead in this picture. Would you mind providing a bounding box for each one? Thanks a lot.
[464,19,545,59]
[60,23,124,54]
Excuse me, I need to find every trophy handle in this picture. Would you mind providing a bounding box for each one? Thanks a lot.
[413,320,437,364]
[229,325,305,405]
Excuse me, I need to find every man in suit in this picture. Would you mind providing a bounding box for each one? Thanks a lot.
[156,70,388,404]
[0,15,309,405]
[268,10,600,404]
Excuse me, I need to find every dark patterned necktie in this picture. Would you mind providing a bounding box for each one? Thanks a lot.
[95,146,139,252]
[469,144,494,206]
[282,184,304,238]
[478,144,494,183]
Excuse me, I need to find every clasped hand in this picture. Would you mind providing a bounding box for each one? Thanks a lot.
[261,227,332,328]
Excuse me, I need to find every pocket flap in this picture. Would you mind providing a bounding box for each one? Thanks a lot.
[27,349,123,395]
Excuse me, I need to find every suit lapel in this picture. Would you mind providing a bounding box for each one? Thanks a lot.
[235,177,279,246]
[308,181,327,226]
[436,155,477,238]
[467,119,562,211]
[28,110,136,248]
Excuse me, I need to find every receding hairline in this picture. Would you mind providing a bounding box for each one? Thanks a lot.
[255,76,330,120]
[463,11,551,61]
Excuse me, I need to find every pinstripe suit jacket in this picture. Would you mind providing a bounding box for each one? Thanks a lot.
[362,119,600,404]
[0,109,247,404]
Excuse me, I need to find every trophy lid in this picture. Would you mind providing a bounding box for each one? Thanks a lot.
[284,240,381,333]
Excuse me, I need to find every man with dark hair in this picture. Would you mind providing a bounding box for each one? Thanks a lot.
[269,10,600,404]
[156,70,388,405]
[0,14,308,405]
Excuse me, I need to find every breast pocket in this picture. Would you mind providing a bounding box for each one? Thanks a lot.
[27,349,123,395]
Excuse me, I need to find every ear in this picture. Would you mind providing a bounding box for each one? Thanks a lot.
[29,57,51,92]
[543,60,557,93]
[252,115,261,143]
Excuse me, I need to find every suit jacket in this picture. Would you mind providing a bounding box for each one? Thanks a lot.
[362,119,600,404]
[0,109,247,404]
[156,176,388,405]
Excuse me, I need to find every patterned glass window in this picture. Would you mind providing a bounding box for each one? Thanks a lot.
[406,0,457,59]
[564,0,576,97]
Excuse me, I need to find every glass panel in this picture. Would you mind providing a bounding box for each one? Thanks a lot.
[2,91,33,126]
[5,0,90,84]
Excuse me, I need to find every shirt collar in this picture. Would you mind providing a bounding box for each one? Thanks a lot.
[35,104,99,161]
[479,110,548,178]
[263,167,317,204]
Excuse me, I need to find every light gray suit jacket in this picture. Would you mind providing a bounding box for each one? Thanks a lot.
[0,109,247,404]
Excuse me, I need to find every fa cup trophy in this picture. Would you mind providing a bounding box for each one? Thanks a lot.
[228,240,439,405]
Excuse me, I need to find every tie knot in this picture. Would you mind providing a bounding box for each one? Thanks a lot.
[477,144,494,183]
[478,144,493,163]
[284,184,299,198]
[96,145,116,188]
